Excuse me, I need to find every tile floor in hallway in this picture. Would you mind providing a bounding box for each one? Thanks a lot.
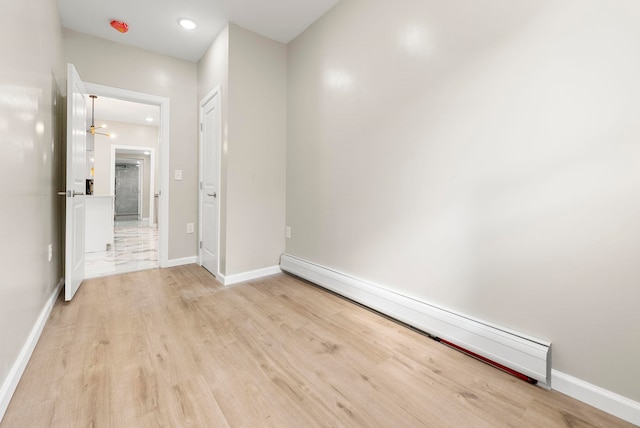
[84,220,158,278]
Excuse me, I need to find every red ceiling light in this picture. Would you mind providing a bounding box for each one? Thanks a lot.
[110,20,129,33]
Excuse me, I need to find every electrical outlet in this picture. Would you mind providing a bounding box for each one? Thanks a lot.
[187,223,194,234]
[175,169,183,180]
[285,226,291,239]
[48,243,53,262]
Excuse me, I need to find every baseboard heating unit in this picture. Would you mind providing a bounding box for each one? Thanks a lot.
[280,254,551,387]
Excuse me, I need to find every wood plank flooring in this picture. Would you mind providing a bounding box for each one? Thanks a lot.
[1,265,633,427]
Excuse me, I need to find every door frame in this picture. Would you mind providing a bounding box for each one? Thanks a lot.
[111,146,156,224]
[198,86,222,277]
[85,82,169,267]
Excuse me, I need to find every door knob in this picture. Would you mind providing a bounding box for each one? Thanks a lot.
[57,191,67,196]
[207,192,217,198]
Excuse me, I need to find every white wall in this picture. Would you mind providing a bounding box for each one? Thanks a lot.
[0,0,64,415]
[198,24,287,276]
[226,24,287,275]
[63,29,198,260]
[286,0,640,402]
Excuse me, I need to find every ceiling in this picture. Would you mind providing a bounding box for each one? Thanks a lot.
[57,0,341,62]
[89,95,160,127]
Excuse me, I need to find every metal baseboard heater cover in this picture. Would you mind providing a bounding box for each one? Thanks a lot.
[280,254,551,386]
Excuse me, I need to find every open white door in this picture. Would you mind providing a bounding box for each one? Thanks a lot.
[65,64,87,301]
[199,89,220,276]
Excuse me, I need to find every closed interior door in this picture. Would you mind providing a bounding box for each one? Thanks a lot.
[200,91,220,276]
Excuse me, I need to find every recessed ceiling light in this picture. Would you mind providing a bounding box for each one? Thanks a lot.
[144,151,150,155]
[178,18,197,30]
[145,117,154,122]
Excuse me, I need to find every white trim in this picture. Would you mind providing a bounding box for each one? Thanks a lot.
[158,101,169,268]
[138,159,144,220]
[223,265,282,286]
[164,256,199,268]
[84,83,170,268]
[0,278,63,422]
[551,370,640,426]
[280,254,551,386]
[198,86,222,278]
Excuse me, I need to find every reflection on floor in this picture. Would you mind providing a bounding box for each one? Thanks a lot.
[85,220,158,279]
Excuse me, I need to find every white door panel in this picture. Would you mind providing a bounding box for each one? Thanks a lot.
[200,90,220,276]
[65,64,87,301]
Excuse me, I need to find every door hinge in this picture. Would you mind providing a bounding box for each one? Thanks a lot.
[199,241,202,249]
[200,123,203,131]
[200,181,203,190]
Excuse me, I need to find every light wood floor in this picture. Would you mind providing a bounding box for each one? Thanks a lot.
[1,265,633,427]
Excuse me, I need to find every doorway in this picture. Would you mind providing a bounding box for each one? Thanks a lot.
[114,161,141,221]
[111,146,156,225]
[83,83,169,278]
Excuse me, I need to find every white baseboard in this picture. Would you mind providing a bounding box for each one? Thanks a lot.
[222,265,281,286]
[163,256,198,268]
[280,254,551,386]
[0,278,63,423]
[552,370,640,426]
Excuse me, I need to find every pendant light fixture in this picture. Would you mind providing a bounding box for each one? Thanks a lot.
[87,95,112,137]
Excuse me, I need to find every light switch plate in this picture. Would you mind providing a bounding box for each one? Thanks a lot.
[175,169,183,180]
[187,223,194,234]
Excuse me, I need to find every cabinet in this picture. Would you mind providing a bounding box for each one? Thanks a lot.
[85,196,114,253]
